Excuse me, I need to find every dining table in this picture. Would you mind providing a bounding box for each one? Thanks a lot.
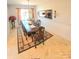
[21,20,39,41]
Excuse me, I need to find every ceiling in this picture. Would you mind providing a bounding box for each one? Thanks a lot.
[7,0,53,5]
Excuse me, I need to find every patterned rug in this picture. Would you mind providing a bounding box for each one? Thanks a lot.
[17,27,53,54]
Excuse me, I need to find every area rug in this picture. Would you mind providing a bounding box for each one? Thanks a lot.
[17,27,53,54]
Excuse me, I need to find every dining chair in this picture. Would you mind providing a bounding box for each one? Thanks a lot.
[33,20,41,27]
[33,26,45,48]
[22,24,28,40]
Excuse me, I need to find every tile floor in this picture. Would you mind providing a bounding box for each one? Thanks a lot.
[7,27,71,59]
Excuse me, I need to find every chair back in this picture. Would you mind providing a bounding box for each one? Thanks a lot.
[38,26,45,37]
[33,20,41,26]
[34,26,45,41]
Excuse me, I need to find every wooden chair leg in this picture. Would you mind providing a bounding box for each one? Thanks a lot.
[26,36,27,40]
[32,36,33,42]
[43,39,44,45]
[35,41,37,48]
[43,41,44,45]
[31,34,34,42]
[25,33,27,40]
[35,45,37,48]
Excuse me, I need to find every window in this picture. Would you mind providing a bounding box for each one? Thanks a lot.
[20,9,29,20]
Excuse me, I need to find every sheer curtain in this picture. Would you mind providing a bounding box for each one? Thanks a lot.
[16,8,35,25]
[20,9,29,20]
[16,8,34,20]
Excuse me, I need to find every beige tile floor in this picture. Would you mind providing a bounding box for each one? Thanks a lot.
[7,27,71,59]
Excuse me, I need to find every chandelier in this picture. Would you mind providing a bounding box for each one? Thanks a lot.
[27,0,30,20]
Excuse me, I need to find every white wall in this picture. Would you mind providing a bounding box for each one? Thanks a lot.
[36,0,71,40]
[7,5,17,37]
[39,17,70,40]
[7,7,10,38]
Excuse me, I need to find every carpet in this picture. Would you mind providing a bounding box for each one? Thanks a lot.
[17,27,53,54]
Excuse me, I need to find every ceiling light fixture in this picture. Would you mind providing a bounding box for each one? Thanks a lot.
[27,0,30,20]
